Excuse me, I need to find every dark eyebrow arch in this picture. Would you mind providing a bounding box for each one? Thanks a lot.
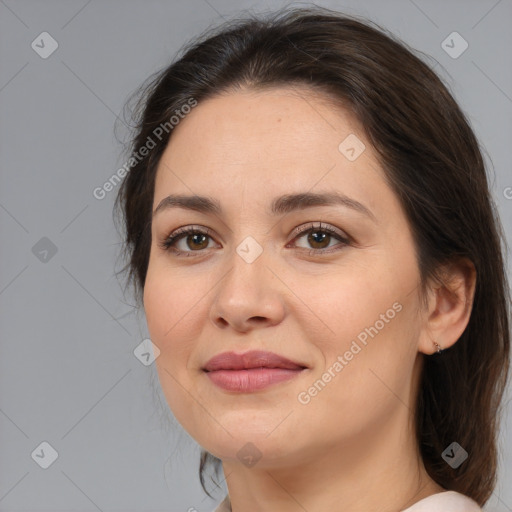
[153,191,376,222]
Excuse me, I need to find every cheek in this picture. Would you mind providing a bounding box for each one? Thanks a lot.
[144,266,205,350]
[294,252,420,401]
[144,269,207,429]
[143,267,209,408]
[297,260,401,353]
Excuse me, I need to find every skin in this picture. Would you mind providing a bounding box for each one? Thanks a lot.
[143,86,476,512]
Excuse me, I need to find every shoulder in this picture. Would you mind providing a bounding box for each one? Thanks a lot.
[402,491,482,512]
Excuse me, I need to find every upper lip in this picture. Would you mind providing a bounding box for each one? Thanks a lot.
[203,350,307,371]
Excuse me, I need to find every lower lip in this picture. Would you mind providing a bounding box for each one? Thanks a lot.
[205,368,305,392]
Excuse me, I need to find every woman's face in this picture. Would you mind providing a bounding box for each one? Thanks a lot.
[144,87,428,466]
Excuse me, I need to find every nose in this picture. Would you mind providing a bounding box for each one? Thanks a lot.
[209,248,286,333]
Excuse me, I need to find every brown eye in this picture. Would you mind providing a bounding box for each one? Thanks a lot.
[159,226,216,254]
[185,233,209,250]
[290,223,350,253]
[306,230,332,249]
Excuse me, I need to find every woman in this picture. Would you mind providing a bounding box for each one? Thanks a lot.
[114,6,510,511]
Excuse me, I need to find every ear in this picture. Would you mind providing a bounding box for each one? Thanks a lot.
[418,258,477,355]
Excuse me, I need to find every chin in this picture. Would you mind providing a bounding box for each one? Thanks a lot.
[200,436,295,468]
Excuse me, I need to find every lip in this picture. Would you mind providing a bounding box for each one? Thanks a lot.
[203,350,308,392]
[203,350,306,371]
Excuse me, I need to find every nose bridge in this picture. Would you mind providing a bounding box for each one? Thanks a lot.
[209,233,285,329]
[220,235,270,301]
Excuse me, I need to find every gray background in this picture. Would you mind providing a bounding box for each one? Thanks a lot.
[1,0,511,511]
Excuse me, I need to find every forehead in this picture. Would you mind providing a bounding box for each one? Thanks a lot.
[164,85,366,160]
[153,86,388,216]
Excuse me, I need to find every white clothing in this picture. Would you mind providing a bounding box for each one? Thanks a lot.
[211,490,482,512]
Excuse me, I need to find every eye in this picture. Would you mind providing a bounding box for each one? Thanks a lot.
[287,222,351,254]
[158,222,351,257]
[158,225,217,256]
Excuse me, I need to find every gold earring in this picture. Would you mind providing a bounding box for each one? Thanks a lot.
[433,341,443,354]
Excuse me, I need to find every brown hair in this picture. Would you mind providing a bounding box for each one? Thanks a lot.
[113,6,510,506]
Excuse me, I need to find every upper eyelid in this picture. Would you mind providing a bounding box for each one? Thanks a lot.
[292,222,347,237]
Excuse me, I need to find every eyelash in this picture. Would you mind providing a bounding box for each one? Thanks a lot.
[158,222,351,258]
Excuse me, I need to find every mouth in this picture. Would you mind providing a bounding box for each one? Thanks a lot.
[202,350,308,392]
[203,350,307,372]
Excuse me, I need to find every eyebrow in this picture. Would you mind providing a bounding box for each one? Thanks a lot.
[152,191,376,222]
